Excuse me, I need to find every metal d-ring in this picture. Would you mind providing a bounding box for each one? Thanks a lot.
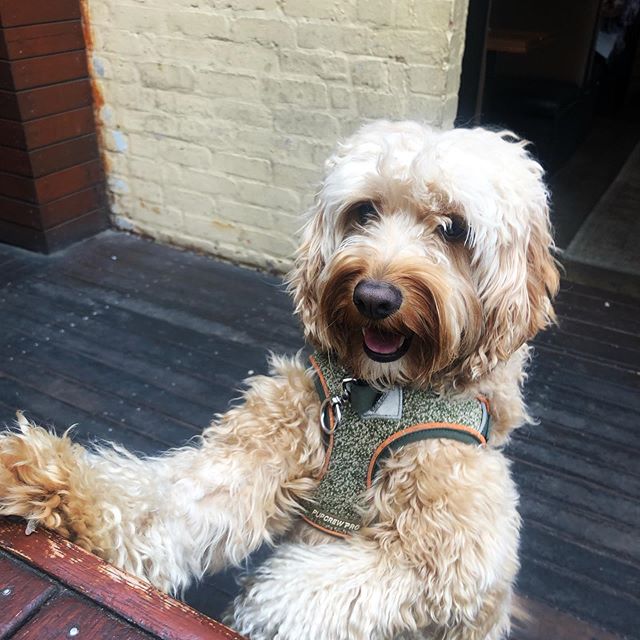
[320,377,358,435]
[320,396,342,435]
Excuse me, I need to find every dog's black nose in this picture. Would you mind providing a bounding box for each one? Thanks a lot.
[353,280,403,320]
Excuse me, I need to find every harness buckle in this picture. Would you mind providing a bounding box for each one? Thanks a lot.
[319,377,357,435]
[320,396,342,434]
[341,377,357,398]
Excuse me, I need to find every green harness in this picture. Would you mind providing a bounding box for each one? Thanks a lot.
[301,352,491,538]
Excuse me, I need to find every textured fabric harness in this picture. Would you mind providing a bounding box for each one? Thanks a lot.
[301,352,491,538]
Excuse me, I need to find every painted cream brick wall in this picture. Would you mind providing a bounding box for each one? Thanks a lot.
[85,0,469,271]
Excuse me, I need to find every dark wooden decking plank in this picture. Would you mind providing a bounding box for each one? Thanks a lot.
[518,488,639,563]
[534,329,640,370]
[552,315,640,352]
[528,388,640,441]
[560,278,640,310]
[521,522,640,599]
[60,232,294,311]
[528,399,640,446]
[517,552,638,640]
[512,594,622,640]
[0,554,58,637]
[2,277,278,410]
[47,267,303,352]
[34,267,299,354]
[0,378,165,456]
[511,457,640,540]
[530,344,640,390]
[3,318,230,416]
[11,592,153,640]
[554,301,640,338]
[0,359,199,447]
[18,276,282,376]
[513,418,640,477]
[2,328,216,429]
[528,362,640,413]
[510,429,640,497]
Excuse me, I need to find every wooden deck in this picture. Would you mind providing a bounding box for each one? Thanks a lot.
[1,230,639,639]
[0,519,242,640]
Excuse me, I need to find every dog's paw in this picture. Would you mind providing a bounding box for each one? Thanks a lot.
[0,413,77,535]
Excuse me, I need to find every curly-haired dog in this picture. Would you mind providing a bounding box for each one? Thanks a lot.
[0,121,559,639]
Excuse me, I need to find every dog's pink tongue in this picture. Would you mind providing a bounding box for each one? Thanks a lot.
[363,328,404,354]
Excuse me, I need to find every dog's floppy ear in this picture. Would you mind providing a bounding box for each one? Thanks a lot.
[463,137,560,380]
[287,202,327,345]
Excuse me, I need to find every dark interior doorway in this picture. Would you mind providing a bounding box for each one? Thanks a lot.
[457,0,640,287]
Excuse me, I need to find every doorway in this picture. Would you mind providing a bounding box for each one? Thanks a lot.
[457,0,640,284]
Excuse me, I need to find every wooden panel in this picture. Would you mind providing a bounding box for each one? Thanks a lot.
[0,555,57,637]
[0,79,92,121]
[0,208,107,252]
[0,115,24,144]
[0,143,29,174]
[0,50,88,91]
[0,134,98,177]
[0,0,81,28]
[0,57,11,89]
[23,106,95,149]
[0,193,39,226]
[40,135,98,178]
[0,106,95,151]
[0,185,103,229]
[35,159,102,203]
[0,520,246,639]
[11,592,152,640]
[0,168,34,200]
[0,85,20,118]
[0,21,84,60]
[0,160,102,203]
[45,209,109,252]
[47,186,103,229]
[41,185,104,229]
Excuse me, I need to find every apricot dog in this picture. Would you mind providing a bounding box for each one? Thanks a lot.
[0,121,559,639]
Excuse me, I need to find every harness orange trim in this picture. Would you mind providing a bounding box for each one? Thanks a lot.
[366,422,487,487]
[309,355,335,479]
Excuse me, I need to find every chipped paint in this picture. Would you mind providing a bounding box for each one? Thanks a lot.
[108,177,129,195]
[100,105,115,126]
[111,130,128,153]
[92,54,105,78]
[46,539,67,560]
[113,216,135,231]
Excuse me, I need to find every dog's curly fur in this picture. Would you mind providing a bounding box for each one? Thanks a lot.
[0,121,559,639]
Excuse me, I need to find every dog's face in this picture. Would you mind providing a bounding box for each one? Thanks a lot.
[290,121,559,388]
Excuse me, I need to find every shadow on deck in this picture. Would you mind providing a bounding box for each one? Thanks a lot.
[1,231,638,639]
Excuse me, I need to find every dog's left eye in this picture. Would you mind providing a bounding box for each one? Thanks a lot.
[440,217,468,242]
[352,201,379,226]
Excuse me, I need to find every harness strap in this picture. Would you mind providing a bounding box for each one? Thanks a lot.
[305,352,490,537]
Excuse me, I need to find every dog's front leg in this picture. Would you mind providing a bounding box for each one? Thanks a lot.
[0,357,324,593]
[230,538,429,640]
[230,441,520,640]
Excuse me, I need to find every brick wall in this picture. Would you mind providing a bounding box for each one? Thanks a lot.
[85,0,469,271]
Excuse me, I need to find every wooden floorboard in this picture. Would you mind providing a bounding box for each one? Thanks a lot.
[0,230,638,638]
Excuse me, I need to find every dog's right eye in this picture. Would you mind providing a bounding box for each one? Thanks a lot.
[351,201,379,226]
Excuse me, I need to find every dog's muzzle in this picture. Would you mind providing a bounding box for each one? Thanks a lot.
[353,279,402,320]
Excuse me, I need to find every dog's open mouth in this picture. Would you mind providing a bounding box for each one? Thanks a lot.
[362,328,412,362]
